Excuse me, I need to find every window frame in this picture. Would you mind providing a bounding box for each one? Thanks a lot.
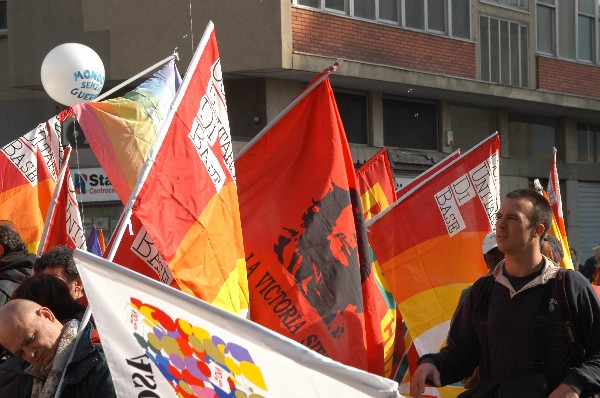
[479,14,529,87]
[0,0,7,37]
[536,0,600,64]
[480,0,529,12]
[382,96,439,150]
[293,0,471,40]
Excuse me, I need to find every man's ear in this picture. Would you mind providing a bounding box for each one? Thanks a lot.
[0,244,4,258]
[534,224,545,239]
[38,307,56,322]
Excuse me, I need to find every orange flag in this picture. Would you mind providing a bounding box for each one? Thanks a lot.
[236,74,386,375]
[546,148,573,269]
[130,22,248,315]
[368,134,500,396]
[0,115,63,253]
[533,178,573,269]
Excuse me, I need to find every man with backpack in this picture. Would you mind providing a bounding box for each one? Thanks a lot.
[410,189,600,398]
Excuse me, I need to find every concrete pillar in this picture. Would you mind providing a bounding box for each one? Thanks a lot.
[369,91,384,147]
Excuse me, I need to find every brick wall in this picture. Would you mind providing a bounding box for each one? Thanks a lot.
[291,7,476,79]
[538,56,600,99]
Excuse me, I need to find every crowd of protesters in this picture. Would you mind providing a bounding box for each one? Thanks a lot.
[2,188,600,398]
[0,221,116,398]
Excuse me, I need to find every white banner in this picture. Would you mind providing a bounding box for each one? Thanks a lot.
[74,249,401,398]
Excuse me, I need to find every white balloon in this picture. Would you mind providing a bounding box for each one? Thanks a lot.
[41,43,105,106]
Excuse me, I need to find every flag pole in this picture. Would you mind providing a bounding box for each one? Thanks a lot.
[106,22,215,262]
[37,146,72,256]
[234,59,342,160]
[93,49,179,102]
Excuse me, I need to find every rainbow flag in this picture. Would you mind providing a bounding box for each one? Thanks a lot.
[0,116,63,253]
[72,59,181,204]
[367,134,500,397]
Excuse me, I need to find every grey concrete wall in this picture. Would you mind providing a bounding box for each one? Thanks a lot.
[5,0,288,89]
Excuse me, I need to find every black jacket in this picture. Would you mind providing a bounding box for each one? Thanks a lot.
[0,356,33,398]
[419,259,600,396]
[59,322,116,398]
[0,252,35,307]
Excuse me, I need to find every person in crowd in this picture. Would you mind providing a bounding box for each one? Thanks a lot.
[12,274,86,322]
[589,246,600,285]
[541,235,564,265]
[0,274,89,397]
[0,299,116,398]
[0,221,35,308]
[411,189,600,398]
[34,245,84,302]
[481,231,505,272]
[581,243,600,282]
[571,248,581,272]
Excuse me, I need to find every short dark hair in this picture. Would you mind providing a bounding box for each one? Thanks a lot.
[11,274,85,322]
[505,189,552,239]
[0,221,28,255]
[34,245,78,282]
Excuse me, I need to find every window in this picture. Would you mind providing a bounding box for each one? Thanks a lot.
[383,98,437,149]
[536,1,555,54]
[480,15,529,87]
[483,0,528,11]
[295,0,470,39]
[536,0,600,64]
[508,114,557,160]
[379,0,399,23]
[0,0,6,36]
[334,90,369,144]
[578,0,595,62]
[577,123,600,162]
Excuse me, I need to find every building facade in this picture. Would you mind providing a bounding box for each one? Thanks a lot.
[1,0,600,258]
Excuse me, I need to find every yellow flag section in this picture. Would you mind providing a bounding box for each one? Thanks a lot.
[547,148,573,269]
[367,134,500,397]
[0,117,63,253]
[132,22,248,315]
[533,178,573,270]
[356,148,398,377]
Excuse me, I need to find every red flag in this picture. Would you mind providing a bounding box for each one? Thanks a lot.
[548,148,567,237]
[356,148,397,220]
[236,76,385,375]
[355,148,398,377]
[104,213,179,288]
[42,146,86,251]
[368,134,500,396]
[130,22,248,314]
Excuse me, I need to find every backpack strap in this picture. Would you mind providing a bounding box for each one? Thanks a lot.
[470,274,496,378]
[531,283,552,372]
[554,268,585,364]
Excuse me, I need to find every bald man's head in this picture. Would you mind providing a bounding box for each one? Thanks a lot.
[0,299,63,366]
